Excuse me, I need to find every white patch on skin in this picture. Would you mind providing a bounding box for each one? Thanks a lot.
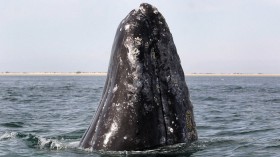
[144,42,149,48]
[113,84,118,93]
[103,133,112,146]
[153,6,159,14]
[136,15,141,20]
[120,58,123,65]
[125,24,130,31]
[135,80,142,88]
[139,6,146,14]
[132,9,138,15]
[128,49,139,66]
[124,37,140,68]
[160,136,166,144]
[128,102,134,108]
[123,136,127,140]
[103,121,118,147]
[123,33,144,108]
[166,75,171,82]
[168,127,174,133]
[134,37,142,46]
[127,84,137,93]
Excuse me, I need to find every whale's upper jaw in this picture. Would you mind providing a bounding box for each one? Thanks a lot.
[138,3,160,17]
[118,3,171,58]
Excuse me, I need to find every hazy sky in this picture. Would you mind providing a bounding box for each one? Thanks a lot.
[1,0,279,73]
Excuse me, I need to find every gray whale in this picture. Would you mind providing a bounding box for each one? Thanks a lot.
[79,3,197,151]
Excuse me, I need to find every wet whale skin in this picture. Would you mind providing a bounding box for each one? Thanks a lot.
[79,3,198,151]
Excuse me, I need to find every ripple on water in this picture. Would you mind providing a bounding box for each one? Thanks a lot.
[0,131,204,157]
[1,122,25,128]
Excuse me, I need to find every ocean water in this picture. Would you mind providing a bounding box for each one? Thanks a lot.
[0,76,279,157]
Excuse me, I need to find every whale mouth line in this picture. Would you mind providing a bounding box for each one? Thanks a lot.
[148,39,169,146]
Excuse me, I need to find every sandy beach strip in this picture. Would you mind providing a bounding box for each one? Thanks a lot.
[0,72,107,76]
[185,73,280,77]
[0,72,280,77]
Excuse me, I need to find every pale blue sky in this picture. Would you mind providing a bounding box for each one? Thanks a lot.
[0,0,279,73]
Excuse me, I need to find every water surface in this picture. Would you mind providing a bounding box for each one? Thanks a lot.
[0,76,279,156]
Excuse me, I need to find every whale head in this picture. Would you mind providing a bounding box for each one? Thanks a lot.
[80,3,198,151]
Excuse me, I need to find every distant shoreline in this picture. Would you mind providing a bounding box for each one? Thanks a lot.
[1,72,280,77]
[0,72,107,76]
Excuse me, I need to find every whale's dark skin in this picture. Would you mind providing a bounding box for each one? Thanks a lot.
[79,3,197,151]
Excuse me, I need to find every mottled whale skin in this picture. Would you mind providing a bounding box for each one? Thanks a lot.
[79,3,197,151]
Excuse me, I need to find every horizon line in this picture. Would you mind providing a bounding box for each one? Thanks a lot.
[1,72,280,77]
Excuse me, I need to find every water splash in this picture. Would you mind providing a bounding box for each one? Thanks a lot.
[0,132,17,140]
[0,132,79,150]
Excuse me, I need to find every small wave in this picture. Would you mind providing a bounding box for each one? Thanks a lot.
[265,145,280,149]
[215,128,274,136]
[203,97,223,102]
[26,134,79,150]
[58,85,75,91]
[222,85,244,93]
[229,86,243,90]
[37,137,65,150]
[2,97,19,102]
[36,136,203,156]
[0,131,79,150]
[198,138,238,146]
[1,122,25,128]
[78,142,203,156]
[238,128,275,135]
[53,129,85,140]
[264,98,280,103]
